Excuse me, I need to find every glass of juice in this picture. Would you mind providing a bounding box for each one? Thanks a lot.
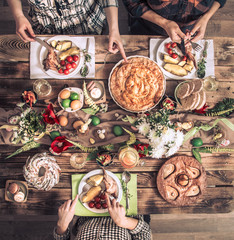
[119,146,139,168]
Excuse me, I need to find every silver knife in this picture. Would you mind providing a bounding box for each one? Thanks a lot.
[34,37,51,50]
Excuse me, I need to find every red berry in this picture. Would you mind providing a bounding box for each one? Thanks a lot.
[73,55,79,61]
[100,193,106,200]
[171,53,178,59]
[102,203,108,209]
[58,69,63,74]
[95,203,101,209]
[94,197,101,203]
[168,49,173,55]
[66,63,72,70]
[66,56,73,62]
[88,201,95,208]
[171,42,177,48]
[64,69,69,75]
[71,62,77,68]
[165,43,171,49]
[60,60,66,66]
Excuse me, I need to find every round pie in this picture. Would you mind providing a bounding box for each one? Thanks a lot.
[157,155,206,206]
[109,56,165,112]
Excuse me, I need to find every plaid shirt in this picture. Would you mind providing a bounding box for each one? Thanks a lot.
[123,0,226,26]
[27,0,118,35]
[53,216,151,240]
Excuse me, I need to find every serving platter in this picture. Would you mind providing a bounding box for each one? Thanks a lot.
[39,36,83,79]
[78,169,122,213]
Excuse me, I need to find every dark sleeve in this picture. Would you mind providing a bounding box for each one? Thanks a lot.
[129,215,151,240]
[215,0,226,8]
[122,0,151,17]
[53,227,70,240]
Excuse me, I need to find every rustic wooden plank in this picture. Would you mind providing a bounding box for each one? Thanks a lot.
[0,187,233,215]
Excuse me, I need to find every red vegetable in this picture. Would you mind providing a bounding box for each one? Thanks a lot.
[58,69,63,74]
[73,55,79,61]
[95,203,101,209]
[64,69,69,75]
[171,53,178,59]
[94,197,101,203]
[100,193,106,200]
[165,43,171,49]
[71,62,77,68]
[66,63,72,70]
[171,42,177,48]
[88,201,95,208]
[182,56,187,61]
[66,56,73,62]
[102,203,108,209]
[60,60,66,66]
[168,49,173,55]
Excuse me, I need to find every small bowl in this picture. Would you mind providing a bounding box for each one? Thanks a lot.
[96,151,114,167]
[58,87,84,112]
[160,96,177,112]
[21,89,38,107]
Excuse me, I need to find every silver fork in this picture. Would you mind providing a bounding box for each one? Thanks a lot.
[190,41,202,52]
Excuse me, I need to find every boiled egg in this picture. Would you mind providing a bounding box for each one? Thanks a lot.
[59,115,68,127]
[60,89,70,99]
[70,100,82,110]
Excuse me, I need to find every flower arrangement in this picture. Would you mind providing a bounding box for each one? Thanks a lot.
[134,110,184,159]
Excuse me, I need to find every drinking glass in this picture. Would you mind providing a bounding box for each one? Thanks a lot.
[119,146,139,168]
[33,79,52,97]
[70,153,86,169]
[203,76,218,91]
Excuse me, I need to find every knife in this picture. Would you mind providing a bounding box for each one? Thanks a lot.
[34,37,52,50]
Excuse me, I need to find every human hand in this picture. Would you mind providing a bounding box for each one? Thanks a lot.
[109,30,128,62]
[15,15,35,42]
[163,20,185,43]
[106,193,138,230]
[190,16,209,42]
[56,194,78,235]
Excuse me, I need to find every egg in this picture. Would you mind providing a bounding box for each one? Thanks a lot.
[59,115,68,127]
[70,100,82,110]
[60,89,70,99]
[73,120,84,129]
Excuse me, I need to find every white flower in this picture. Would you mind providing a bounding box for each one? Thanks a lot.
[161,128,176,144]
[151,147,167,159]
[148,129,160,143]
[137,122,151,136]
[175,130,184,147]
[165,145,179,158]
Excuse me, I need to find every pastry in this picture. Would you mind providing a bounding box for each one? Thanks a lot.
[14,192,25,202]
[110,57,165,112]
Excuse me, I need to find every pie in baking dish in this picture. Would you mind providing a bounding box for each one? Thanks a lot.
[109,57,165,112]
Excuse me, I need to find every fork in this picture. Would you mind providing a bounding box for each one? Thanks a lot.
[190,41,202,52]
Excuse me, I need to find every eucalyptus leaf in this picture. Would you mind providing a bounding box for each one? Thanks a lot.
[192,148,202,163]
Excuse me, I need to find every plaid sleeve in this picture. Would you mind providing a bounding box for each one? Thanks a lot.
[101,0,119,8]
[129,215,151,239]
[53,227,70,240]
[122,0,151,17]
[215,0,226,8]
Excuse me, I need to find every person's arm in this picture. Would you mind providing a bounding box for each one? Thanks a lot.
[53,195,78,240]
[191,1,221,42]
[7,0,35,42]
[106,194,151,239]
[123,0,185,42]
[104,6,127,62]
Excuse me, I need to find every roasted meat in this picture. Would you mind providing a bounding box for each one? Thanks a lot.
[43,48,60,71]
[103,168,118,198]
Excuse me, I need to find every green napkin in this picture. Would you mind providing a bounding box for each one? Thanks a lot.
[72,173,137,216]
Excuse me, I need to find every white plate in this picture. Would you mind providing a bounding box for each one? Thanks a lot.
[108,55,166,113]
[78,169,123,214]
[156,37,200,79]
[39,36,83,79]
[58,87,84,112]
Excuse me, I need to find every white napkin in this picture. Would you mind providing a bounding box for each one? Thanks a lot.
[30,36,95,79]
[149,38,215,79]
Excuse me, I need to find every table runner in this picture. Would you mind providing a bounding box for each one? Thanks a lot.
[72,173,138,216]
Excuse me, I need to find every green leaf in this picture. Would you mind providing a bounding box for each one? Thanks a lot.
[192,148,202,163]
[82,108,97,115]
[100,144,115,151]
[197,147,212,153]
[86,150,98,161]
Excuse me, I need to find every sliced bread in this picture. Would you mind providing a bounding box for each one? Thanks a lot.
[176,82,190,99]
[180,93,198,110]
[196,90,206,110]
[187,81,195,96]
[193,79,203,93]
[190,92,201,110]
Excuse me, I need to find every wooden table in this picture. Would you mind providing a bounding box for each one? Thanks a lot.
[0,35,233,216]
